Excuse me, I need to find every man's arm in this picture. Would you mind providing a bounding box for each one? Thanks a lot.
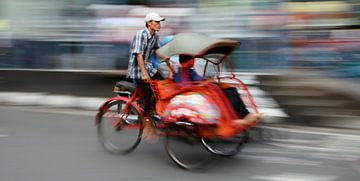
[131,31,150,81]
[155,51,175,74]
[136,53,150,81]
[155,51,167,61]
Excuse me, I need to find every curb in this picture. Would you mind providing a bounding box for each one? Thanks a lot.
[0,92,105,111]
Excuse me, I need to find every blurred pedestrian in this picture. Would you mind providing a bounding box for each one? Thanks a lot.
[126,12,166,142]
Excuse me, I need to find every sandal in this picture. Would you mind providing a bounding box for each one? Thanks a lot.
[142,117,159,143]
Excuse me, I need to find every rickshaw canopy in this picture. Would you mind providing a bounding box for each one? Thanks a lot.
[156,33,240,59]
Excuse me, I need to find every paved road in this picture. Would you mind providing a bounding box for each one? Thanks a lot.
[0,106,359,181]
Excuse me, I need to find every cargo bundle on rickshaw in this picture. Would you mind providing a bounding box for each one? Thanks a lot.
[153,32,259,138]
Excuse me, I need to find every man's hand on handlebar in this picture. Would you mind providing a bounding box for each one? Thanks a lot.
[142,73,151,82]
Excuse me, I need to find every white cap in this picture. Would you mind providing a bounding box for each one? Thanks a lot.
[145,12,165,22]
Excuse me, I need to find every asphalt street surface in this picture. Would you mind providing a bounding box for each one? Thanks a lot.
[1,106,359,181]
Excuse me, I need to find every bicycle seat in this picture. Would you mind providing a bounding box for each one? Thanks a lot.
[114,81,136,93]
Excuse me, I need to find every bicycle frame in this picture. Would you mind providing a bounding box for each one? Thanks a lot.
[96,84,189,136]
[95,88,143,126]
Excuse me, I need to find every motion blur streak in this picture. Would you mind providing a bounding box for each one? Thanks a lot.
[0,1,359,180]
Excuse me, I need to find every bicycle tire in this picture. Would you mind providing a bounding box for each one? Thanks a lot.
[97,99,143,154]
[201,131,249,157]
[164,123,213,170]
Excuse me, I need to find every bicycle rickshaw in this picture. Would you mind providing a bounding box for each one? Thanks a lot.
[95,33,260,170]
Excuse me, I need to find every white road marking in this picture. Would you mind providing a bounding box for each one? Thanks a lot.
[243,147,310,155]
[270,138,319,144]
[0,134,9,138]
[0,106,95,117]
[252,173,337,181]
[259,125,360,139]
[0,92,105,110]
[267,142,341,152]
[258,108,289,117]
[25,108,96,117]
[243,155,322,166]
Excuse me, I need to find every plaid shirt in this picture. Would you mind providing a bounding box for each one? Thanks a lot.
[127,28,160,79]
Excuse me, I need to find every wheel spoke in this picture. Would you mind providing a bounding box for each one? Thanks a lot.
[201,132,247,157]
[164,124,213,170]
[103,112,121,128]
[97,100,142,154]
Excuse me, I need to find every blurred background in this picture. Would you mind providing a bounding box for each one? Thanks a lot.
[0,0,359,127]
[1,1,360,180]
[1,0,359,127]
[0,0,358,75]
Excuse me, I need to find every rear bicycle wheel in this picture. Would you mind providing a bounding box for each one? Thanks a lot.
[201,131,249,157]
[97,99,142,154]
[164,123,213,170]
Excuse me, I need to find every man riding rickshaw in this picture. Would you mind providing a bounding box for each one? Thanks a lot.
[96,32,262,170]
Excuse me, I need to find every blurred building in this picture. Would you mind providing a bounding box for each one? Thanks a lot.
[0,0,196,69]
[282,1,359,78]
[0,0,359,78]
